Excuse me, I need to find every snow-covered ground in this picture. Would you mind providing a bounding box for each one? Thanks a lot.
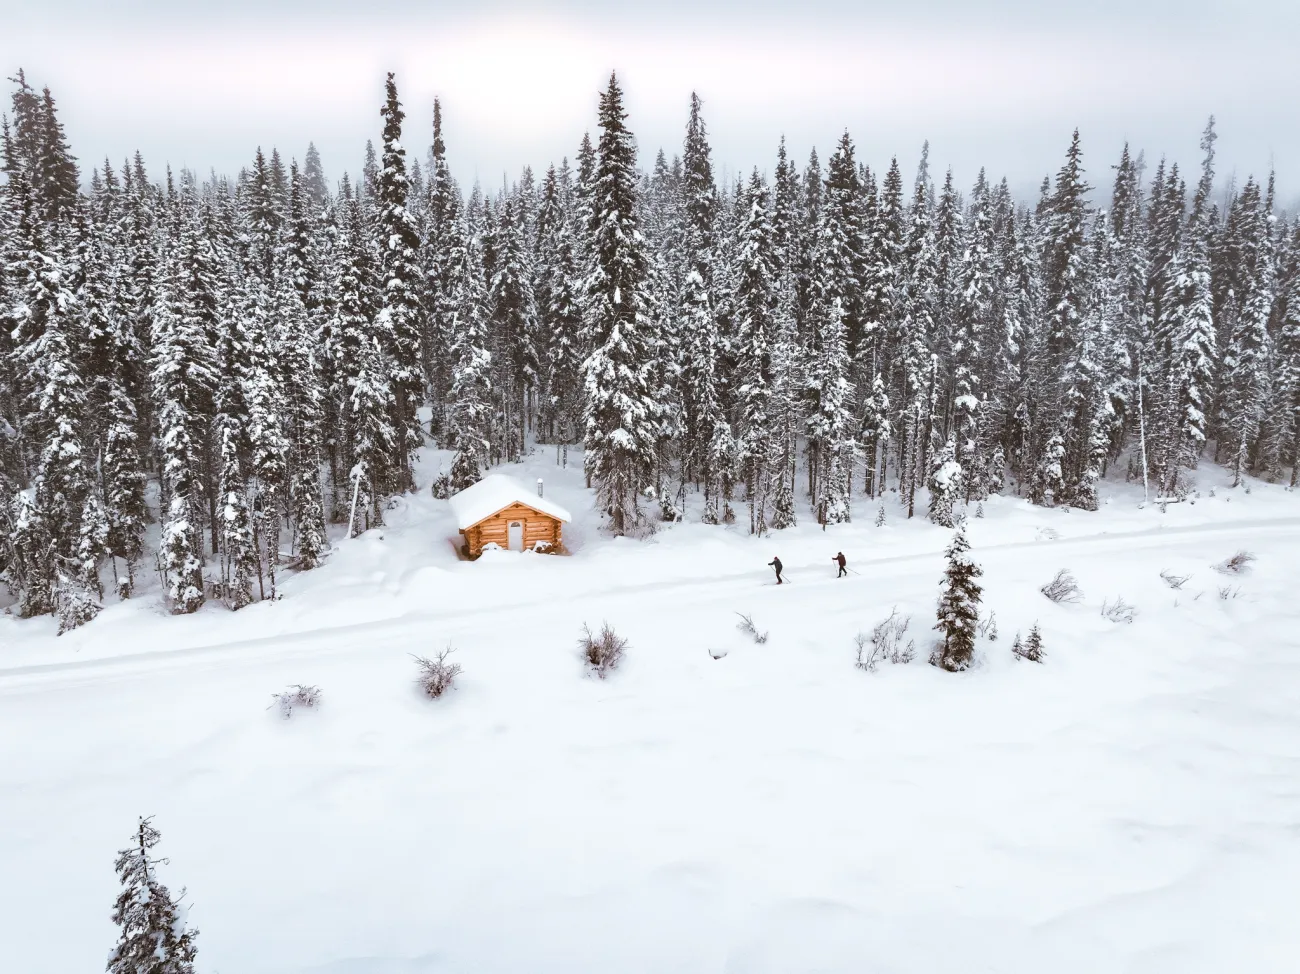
[2,450,1299,973]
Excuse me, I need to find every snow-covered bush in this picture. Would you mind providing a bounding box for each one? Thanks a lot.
[1160,569,1192,590]
[986,445,1006,495]
[430,473,452,500]
[580,622,627,678]
[736,612,769,644]
[1100,597,1137,624]
[1214,550,1256,575]
[977,610,998,641]
[770,478,796,529]
[1031,432,1065,507]
[55,574,102,634]
[927,439,962,527]
[1012,625,1044,662]
[269,684,322,719]
[1041,569,1083,604]
[870,606,915,665]
[413,648,461,698]
[658,492,682,523]
[874,505,886,527]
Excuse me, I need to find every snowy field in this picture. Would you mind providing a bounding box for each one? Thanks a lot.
[3,450,1300,973]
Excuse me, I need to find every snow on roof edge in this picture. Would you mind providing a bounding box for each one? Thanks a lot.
[448,474,573,530]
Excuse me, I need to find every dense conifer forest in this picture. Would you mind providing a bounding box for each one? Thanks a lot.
[2,68,1296,631]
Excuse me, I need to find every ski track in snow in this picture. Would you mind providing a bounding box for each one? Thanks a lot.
[3,451,1300,974]
[4,514,1297,689]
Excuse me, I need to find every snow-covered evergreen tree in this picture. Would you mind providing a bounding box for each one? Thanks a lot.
[732,171,777,534]
[860,372,891,498]
[934,524,982,671]
[376,73,426,491]
[152,203,219,614]
[446,215,493,491]
[581,74,661,535]
[333,185,396,531]
[950,170,995,500]
[107,818,198,974]
[488,195,539,462]
[538,165,585,447]
[927,437,961,527]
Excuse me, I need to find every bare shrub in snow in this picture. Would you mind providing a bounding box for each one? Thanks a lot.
[413,647,461,698]
[735,612,769,644]
[1100,597,1137,624]
[1160,569,1192,590]
[1012,625,1044,662]
[580,622,627,678]
[977,610,998,641]
[872,606,916,664]
[853,632,881,672]
[1218,585,1242,601]
[1041,569,1083,604]
[1214,550,1256,575]
[269,684,322,718]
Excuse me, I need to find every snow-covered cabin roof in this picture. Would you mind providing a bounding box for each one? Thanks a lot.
[448,475,573,530]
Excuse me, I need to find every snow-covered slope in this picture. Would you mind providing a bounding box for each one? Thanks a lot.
[2,450,1298,973]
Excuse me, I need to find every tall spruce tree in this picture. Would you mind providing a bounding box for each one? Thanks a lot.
[581,74,661,534]
[732,171,778,535]
[376,73,425,491]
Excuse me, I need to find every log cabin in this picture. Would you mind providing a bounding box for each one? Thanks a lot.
[448,475,572,559]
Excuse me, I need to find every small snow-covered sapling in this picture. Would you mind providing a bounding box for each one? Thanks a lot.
[1012,625,1044,662]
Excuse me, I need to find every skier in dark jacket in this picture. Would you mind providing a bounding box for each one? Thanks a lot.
[768,556,784,584]
[833,552,847,577]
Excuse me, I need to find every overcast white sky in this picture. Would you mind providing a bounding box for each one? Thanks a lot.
[5,0,1298,205]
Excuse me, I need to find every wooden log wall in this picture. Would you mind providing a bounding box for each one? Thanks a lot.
[465,503,563,557]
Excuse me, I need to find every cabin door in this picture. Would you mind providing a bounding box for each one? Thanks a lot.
[507,520,524,552]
